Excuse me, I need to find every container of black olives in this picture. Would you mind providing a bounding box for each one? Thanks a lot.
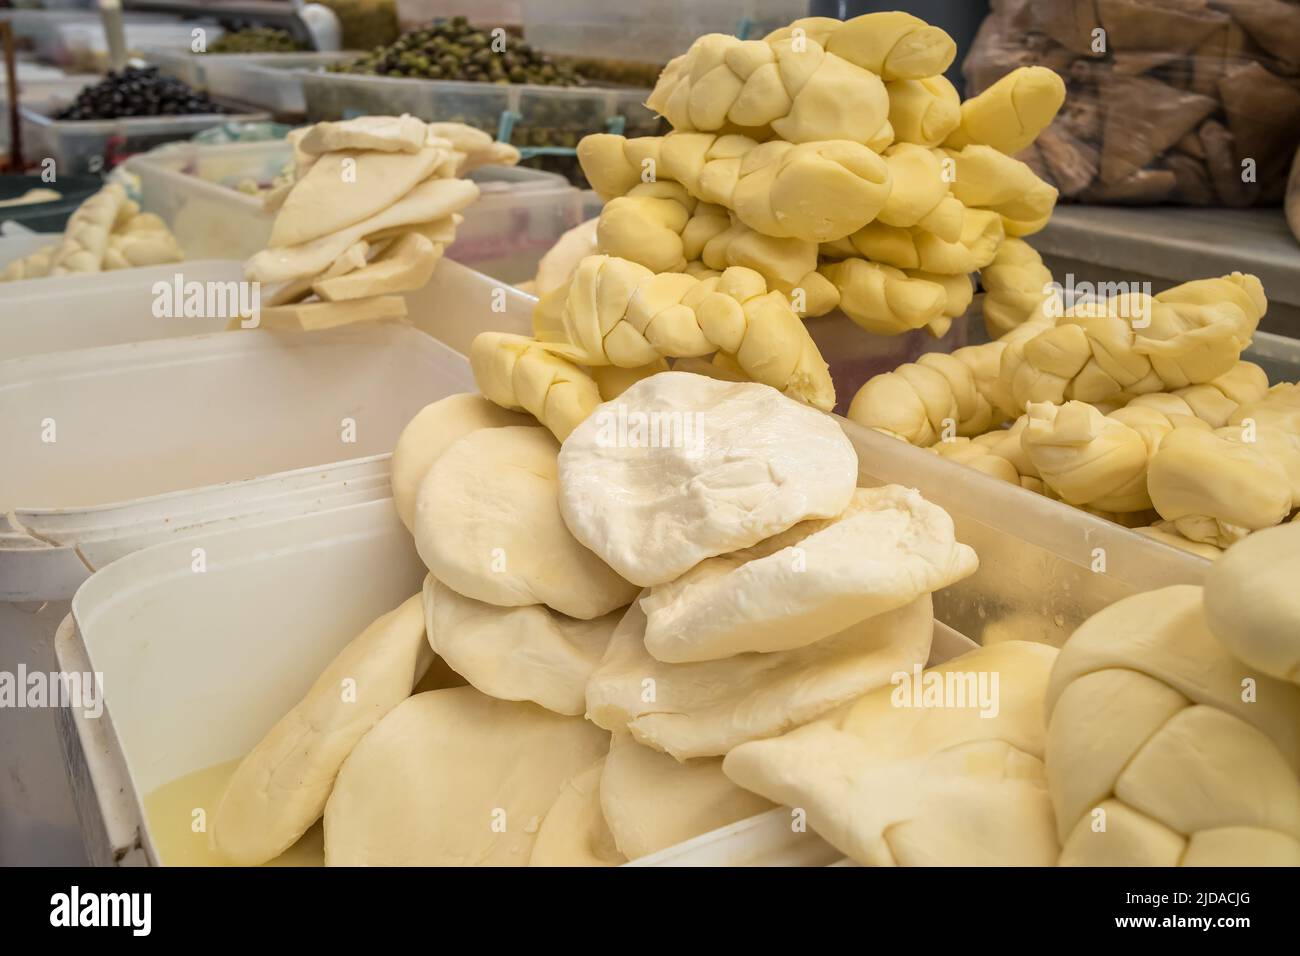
[302,17,664,186]
[21,68,270,177]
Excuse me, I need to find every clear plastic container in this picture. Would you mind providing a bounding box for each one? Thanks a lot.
[143,49,355,109]
[0,324,475,866]
[301,71,661,145]
[0,9,170,57]
[45,20,225,72]
[127,139,584,276]
[519,0,806,64]
[201,52,358,114]
[0,258,239,360]
[52,396,1213,867]
[21,103,272,176]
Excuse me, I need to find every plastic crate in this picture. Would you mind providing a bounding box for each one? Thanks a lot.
[301,70,661,147]
[519,0,806,64]
[44,20,224,72]
[127,139,583,277]
[21,103,272,176]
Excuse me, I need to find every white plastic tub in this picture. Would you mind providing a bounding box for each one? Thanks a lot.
[57,499,423,865]
[127,140,583,278]
[0,258,237,360]
[0,253,534,363]
[0,324,475,865]
[53,408,1211,866]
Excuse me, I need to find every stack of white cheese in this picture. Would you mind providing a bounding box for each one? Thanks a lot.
[209,370,993,866]
[242,115,519,331]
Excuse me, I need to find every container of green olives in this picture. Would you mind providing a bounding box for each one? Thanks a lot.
[302,17,664,186]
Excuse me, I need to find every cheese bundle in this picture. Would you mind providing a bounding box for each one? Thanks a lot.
[241,116,519,330]
[566,11,1064,340]
[212,371,979,865]
[479,11,1068,432]
[1,183,183,282]
[1046,521,1300,865]
[847,269,1300,554]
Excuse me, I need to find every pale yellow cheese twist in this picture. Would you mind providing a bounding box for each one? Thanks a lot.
[47,183,130,275]
[829,205,1006,275]
[979,238,1055,339]
[584,131,894,244]
[1000,273,1267,413]
[645,30,894,145]
[886,75,961,147]
[1018,364,1273,515]
[943,66,1066,156]
[532,254,834,411]
[1148,383,1300,547]
[596,180,699,274]
[764,12,957,82]
[1046,585,1300,866]
[0,244,58,282]
[847,314,1053,441]
[942,144,1059,237]
[102,212,184,271]
[590,176,840,317]
[930,416,1043,491]
[1022,397,1211,514]
[470,332,603,441]
[1204,522,1300,685]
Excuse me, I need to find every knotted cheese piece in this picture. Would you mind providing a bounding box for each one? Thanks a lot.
[1046,585,1300,866]
[847,318,1050,440]
[887,75,961,147]
[100,211,184,271]
[943,144,1060,237]
[1204,521,1300,685]
[943,66,1067,156]
[532,255,835,411]
[1022,397,1209,513]
[581,132,892,243]
[646,31,891,145]
[46,183,130,275]
[1000,273,1266,412]
[765,12,957,81]
[979,237,1055,338]
[470,332,603,441]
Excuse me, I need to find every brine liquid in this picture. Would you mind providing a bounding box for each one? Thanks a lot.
[143,758,324,867]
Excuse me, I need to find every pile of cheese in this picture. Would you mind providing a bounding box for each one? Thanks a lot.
[1,183,182,282]
[848,270,1300,556]
[542,10,1065,341]
[210,371,981,866]
[727,520,1300,867]
[241,115,518,331]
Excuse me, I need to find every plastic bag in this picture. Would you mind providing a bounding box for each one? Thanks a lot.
[963,0,1300,205]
